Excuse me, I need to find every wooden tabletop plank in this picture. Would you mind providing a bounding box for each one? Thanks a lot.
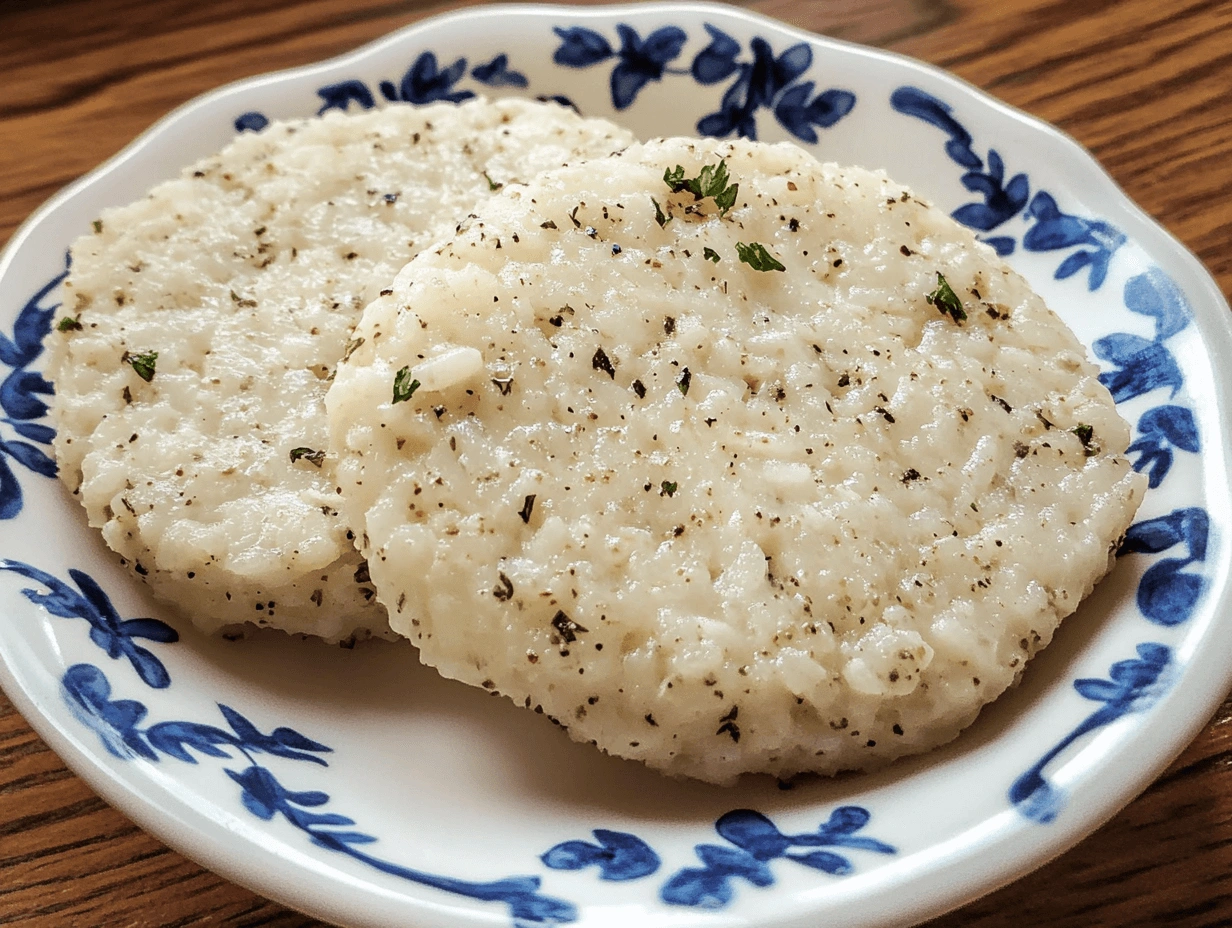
[1,1,1230,925]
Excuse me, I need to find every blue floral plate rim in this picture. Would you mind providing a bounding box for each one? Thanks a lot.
[1,5,1231,928]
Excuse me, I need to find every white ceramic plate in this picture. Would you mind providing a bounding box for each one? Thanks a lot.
[1,5,1230,927]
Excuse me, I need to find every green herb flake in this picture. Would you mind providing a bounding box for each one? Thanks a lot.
[289,447,326,467]
[663,160,739,215]
[122,350,157,383]
[651,197,671,228]
[926,272,967,322]
[1071,423,1096,455]
[482,171,502,191]
[703,247,721,264]
[660,480,678,498]
[735,241,785,272]
[712,180,739,216]
[676,367,691,396]
[57,316,83,332]
[392,366,420,404]
[91,219,103,234]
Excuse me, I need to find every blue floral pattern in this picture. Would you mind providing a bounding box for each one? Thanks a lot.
[553,23,855,142]
[1023,192,1126,291]
[62,662,329,765]
[5,14,1225,920]
[554,24,688,110]
[890,86,1126,285]
[1010,644,1172,823]
[234,111,270,133]
[1120,509,1208,627]
[234,52,530,133]
[0,560,178,688]
[59,659,576,928]
[5,560,895,926]
[237,28,857,143]
[333,51,526,113]
[886,86,1208,826]
[0,262,64,518]
[1127,406,1198,490]
[659,808,894,908]
[541,829,661,881]
[1094,268,1189,404]
[541,807,896,910]
[1003,263,1205,820]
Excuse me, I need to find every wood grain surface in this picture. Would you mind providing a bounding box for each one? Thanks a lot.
[2,0,1231,925]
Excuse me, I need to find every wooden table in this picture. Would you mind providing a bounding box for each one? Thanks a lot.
[2,0,1230,925]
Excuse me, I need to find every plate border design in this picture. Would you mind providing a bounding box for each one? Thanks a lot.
[1,5,1230,928]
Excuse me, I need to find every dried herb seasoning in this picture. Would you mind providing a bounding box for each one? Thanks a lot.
[123,350,157,382]
[289,447,325,467]
[663,160,739,215]
[736,241,785,272]
[926,272,967,322]
[519,494,536,524]
[392,366,420,403]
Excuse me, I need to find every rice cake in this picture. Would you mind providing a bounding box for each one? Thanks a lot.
[48,98,635,641]
[327,137,1145,782]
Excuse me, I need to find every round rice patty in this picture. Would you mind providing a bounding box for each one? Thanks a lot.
[327,137,1145,782]
[48,98,635,641]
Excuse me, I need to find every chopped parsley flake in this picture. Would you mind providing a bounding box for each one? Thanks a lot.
[736,241,785,272]
[926,272,967,322]
[289,447,325,467]
[660,480,678,498]
[1072,423,1096,455]
[92,219,103,234]
[57,316,82,332]
[651,197,670,228]
[392,366,420,403]
[663,165,686,190]
[703,247,721,263]
[123,350,157,382]
[676,367,691,395]
[663,160,739,215]
[482,171,502,191]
